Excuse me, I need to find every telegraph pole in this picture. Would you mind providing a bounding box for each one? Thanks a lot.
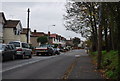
[27,8,30,43]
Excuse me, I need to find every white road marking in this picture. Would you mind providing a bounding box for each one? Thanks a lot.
[75,55,81,58]
[0,55,58,73]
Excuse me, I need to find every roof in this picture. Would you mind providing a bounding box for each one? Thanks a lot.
[4,20,20,28]
[31,32,45,37]
[21,28,31,34]
[50,34,66,40]
[0,12,6,22]
[50,34,58,38]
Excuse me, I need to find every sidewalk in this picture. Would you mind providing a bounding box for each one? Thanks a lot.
[68,55,103,79]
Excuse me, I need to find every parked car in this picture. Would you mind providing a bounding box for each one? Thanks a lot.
[0,44,2,60]
[35,44,55,56]
[54,47,60,55]
[59,48,65,52]
[0,44,16,61]
[9,41,32,59]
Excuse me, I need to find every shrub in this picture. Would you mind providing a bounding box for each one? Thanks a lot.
[91,50,118,79]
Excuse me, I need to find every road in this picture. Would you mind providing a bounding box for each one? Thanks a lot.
[2,49,103,79]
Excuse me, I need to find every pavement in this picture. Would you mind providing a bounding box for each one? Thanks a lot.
[62,50,103,79]
[68,56,103,79]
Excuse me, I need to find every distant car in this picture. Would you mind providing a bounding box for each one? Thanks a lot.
[64,46,70,51]
[35,44,54,56]
[59,48,65,52]
[54,48,60,55]
[0,44,16,61]
[9,41,32,59]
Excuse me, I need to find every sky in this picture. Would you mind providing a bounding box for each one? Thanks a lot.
[1,1,86,41]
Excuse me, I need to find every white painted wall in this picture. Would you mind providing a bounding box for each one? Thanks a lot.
[0,13,5,43]
[20,34,27,43]
[3,22,22,44]
[0,23,3,43]
[52,38,66,45]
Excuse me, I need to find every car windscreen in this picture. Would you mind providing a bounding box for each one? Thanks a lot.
[40,45,48,47]
[9,42,20,47]
[0,44,2,50]
[0,45,5,51]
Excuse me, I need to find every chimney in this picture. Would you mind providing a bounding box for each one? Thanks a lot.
[34,30,36,33]
[48,31,50,36]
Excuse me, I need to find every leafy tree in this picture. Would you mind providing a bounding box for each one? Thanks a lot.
[73,37,81,47]
[64,2,99,51]
[64,1,120,78]
[37,36,48,44]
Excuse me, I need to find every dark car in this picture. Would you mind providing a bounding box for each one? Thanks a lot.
[35,44,54,56]
[0,44,16,61]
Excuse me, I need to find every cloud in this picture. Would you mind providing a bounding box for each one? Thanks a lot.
[2,2,86,41]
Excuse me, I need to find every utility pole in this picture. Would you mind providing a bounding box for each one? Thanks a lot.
[27,8,30,43]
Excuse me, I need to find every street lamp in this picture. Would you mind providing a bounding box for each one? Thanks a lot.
[48,24,56,32]
[48,24,56,44]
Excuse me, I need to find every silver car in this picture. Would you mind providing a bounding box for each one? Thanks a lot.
[9,41,32,59]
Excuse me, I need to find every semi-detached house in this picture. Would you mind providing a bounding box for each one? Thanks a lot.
[3,20,22,44]
[20,28,31,43]
[49,33,66,47]
[0,12,6,43]
[30,30,46,47]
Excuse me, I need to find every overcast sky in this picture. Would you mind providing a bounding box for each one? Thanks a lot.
[1,1,86,40]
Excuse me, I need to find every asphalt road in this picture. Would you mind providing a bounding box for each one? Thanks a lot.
[2,49,102,79]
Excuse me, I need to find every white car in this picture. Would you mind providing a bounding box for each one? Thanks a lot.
[35,44,54,56]
[9,41,32,59]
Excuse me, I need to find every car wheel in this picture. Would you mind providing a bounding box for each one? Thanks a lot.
[36,54,39,56]
[29,55,32,58]
[49,54,52,56]
[22,54,25,59]
[36,53,39,56]
[12,55,15,60]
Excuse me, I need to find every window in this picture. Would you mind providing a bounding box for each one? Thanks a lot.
[22,43,29,48]
[13,28,17,35]
[9,42,20,47]
[0,44,2,50]
[7,45,12,50]
[5,45,10,50]
[54,37,55,41]
[1,45,5,51]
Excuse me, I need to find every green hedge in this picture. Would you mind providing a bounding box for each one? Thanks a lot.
[91,50,118,79]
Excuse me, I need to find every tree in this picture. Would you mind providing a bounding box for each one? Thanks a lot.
[64,2,99,52]
[73,37,81,47]
[37,36,48,44]
[64,1,120,76]
[97,3,102,69]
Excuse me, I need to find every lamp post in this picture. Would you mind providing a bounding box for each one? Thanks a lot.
[48,25,55,32]
[27,8,30,43]
[48,25,56,44]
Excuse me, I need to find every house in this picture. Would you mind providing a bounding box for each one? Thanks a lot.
[3,20,22,44]
[66,39,74,46]
[20,28,31,43]
[30,30,46,47]
[49,32,66,47]
[0,12,6,43]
